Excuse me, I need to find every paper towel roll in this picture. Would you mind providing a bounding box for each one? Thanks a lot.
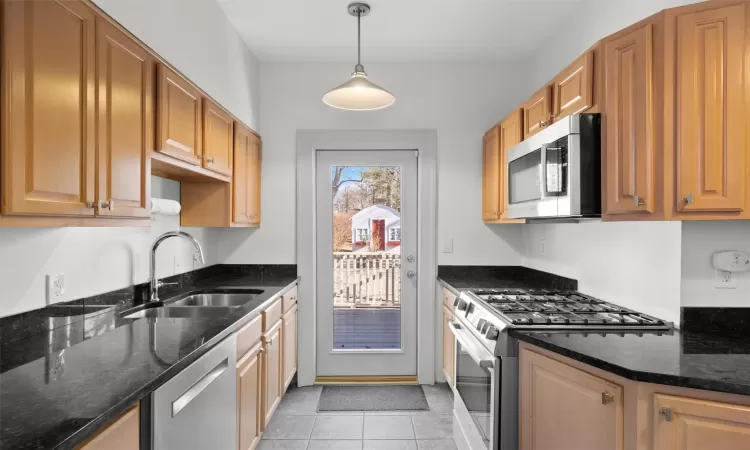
[151,198,181,216]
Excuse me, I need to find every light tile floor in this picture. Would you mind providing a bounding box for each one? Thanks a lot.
[259,384,457,450]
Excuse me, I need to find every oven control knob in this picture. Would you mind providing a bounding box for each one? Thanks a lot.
[453,297,461,308]
[466,303,475,314]
[476,319,487,332]
[457,300,468,311]
[485,326,499,340]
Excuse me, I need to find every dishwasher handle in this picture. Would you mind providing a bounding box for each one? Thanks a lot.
[172,358,229,417]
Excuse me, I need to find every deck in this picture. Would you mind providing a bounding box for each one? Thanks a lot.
[332,309,401,350]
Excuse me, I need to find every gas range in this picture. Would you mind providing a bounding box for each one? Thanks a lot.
[451,288,672,354]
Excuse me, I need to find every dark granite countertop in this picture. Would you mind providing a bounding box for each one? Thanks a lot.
[0,271,299,450]
[511,330,750,396]
[437,265,577,293]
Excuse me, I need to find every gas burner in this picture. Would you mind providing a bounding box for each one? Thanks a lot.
[465,288,670,330]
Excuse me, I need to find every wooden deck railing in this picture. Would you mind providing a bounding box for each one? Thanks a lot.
[333,252,401,308]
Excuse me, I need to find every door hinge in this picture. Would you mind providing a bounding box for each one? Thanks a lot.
[414,150,419,158]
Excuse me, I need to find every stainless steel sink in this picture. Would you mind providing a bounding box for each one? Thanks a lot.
[121,306,236,319]
[167,291,264,308]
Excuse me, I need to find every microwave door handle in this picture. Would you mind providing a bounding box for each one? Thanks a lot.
[540,144,549,199]
[542,143,563,196]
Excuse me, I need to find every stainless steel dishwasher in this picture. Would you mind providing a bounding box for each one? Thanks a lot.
[151,335,237,450]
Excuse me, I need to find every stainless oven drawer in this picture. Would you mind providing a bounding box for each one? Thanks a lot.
[152,336,237,450]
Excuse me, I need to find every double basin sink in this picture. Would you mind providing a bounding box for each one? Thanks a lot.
[119,289,265,319]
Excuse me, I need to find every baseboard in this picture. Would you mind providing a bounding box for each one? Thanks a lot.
[315,375,419,385]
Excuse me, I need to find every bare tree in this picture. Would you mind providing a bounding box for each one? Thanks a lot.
[332,167,361,199]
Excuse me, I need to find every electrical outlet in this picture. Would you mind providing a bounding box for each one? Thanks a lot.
[443,238,453,253]
[714,269,738,289]
[46,273,65,304]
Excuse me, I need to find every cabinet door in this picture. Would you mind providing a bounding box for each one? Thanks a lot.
[522,86,553,139]
[553,51,594,121]
[237,344,262,450]
[262,322,282,429]
[442,306,455,387]
[604,24,655,215]
[1,0,96,217]
[96,18,152,219]
[77,405,139,450]
[282,304,298,393]
[156,64,202,165]
[654,394,750,449]
[674,3,747,213]
[520,349,623,450]
[203,99,233,176]
[248,133,262,226]
[482,126,502,222]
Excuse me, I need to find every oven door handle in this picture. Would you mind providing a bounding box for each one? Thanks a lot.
[449,321,495,369]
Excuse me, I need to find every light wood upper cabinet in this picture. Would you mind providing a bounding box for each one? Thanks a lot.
[482,126,502,222]
[237,343,262,450]
[203,99,234,176]
[671,3,747,214]
[261,320,282,430]
[77,405,139,450]
[442,305,455,387]
[96,17,152,219]
[520,348,623,450]
[157,64,203,165]
[604,23,656,216]
[233,125,262,226]
[522,86,553,139]
[282,304,298,393]
[1,0,96,217]
[552,51,594,121]
[654,394,750,449]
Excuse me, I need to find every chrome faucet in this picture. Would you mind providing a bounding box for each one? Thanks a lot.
[149,231,205,302]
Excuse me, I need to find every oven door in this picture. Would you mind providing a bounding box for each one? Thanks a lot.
[450,321,499,450]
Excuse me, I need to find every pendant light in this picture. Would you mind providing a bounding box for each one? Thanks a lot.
[322,2,395,111]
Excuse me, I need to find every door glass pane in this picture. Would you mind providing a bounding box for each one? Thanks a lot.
[508,149,542,204]
[331,166,401,350]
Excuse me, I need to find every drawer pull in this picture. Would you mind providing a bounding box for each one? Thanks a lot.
[172,358,228,417]
[601,392,614,405]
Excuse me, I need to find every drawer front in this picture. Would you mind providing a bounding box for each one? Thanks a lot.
[262,298,282,331]
[282,286,298,313]
[443,288,457,311]
[236,314,263,360]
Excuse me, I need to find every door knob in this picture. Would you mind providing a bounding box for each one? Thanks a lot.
[407,271,416,279]
[634,195,644,206]
[684,193,694,205]
[406,255,415,263]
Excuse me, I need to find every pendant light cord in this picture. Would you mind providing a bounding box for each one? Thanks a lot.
[357,10,361,67]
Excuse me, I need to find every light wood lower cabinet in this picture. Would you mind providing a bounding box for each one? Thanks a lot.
[237,342,263,450]
[520,348,623,450]
[442,305,455,387]
[76,405,139,450]
[654,394,750,449]
[261,320,283,430]
[282,303,298,393]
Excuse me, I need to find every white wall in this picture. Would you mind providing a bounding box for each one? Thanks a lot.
[91,0,261,129]
[527,0,704,90]
[521,221,683,325]
[681,221,750,307]
[0,177,217,317]
[215,62,528,265]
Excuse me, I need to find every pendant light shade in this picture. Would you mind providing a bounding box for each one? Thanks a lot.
[323,3,395,111]
[323,70,395,111]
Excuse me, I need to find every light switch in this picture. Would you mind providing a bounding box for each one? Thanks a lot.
[443,238,453,253]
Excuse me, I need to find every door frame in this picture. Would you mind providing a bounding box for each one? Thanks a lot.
[296,130,438,386]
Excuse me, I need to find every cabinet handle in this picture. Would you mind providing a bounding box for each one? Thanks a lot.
[633,196,645,207]
[659,407,674,422]
[205,157,215,164]
[684,193,694,205]
[99,199,114,210]
[86,201,96,209]
[601,392,614,405]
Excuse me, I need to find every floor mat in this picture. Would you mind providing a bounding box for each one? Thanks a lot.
[317,385,430,411]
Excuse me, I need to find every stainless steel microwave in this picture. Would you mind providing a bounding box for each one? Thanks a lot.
[506,114,601,220]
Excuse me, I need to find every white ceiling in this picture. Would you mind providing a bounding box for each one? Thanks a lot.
[216,0,586,63]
